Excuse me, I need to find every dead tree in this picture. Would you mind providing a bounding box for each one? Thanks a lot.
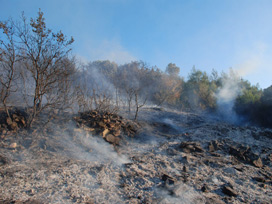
[126,88,135,114]
[16,10,74,127]
[53,58,77,113]
[134,89,147,121]
[92,82,117,114]
[0,20,18,120]
[75,84,90,112]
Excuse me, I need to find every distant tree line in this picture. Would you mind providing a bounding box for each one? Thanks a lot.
[1,10,271,127]
[72,60,272,127]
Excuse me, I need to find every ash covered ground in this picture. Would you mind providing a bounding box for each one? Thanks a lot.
[0,108,272,204]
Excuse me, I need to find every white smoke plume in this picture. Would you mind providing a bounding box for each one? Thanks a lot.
[156,183,205,204]
[65,131,130,165]
[215,69,242,122]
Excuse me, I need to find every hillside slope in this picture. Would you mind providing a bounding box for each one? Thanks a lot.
[0,108,271,203]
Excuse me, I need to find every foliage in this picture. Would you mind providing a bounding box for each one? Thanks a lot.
[181,67,216,111]
[165,63,180,76]
[1,10,272,128]
[233,81,272,127]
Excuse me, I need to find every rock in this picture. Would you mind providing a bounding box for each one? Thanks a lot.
[259,183,267,188]
[5,117,18,130]
[12,114,19,122]
[208,140,220,152]
[253,177,266,183]
[109,123,116,128]
[183,156,190,163]
[205,197,226,204]
[10,142,17,149]
[223,167,237,175]
[208,143,215,152]
[180,142,204,153]
[161,174,176,185]
[2,124,8,129]
[229,146,248,160]
[229,144,262,167]
[105,134,120,145]
[253,157,263,168]
[98,121,106,128]
[20,118,26,127]
[201,184,210,192]
[0,155,9,165]
[234,166,244,172]
[83,126,95,132]
[222,185,238,197]
[10,121,18,130]
[102,129,110,138]
[6,117,12,126]
[183,165,188,172]
[113,129,121,137]
[268,154,272,162]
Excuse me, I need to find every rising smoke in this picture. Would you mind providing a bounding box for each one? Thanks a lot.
[215,69,242,123]
[155,183,205,204]
[61,128,130,166]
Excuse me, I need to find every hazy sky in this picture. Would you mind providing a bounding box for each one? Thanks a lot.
[1,0,272,88]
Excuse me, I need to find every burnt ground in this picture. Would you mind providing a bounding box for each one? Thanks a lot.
[0,107,272,203]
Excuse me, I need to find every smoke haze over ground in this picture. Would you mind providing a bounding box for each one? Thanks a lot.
[1,9,272,204]
[0,107,272,203]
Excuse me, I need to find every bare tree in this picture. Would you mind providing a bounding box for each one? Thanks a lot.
[16,10,74,127]
[125,88,134,113]
[0,19,19,120]
[134,89,147,121]
[46,57,76,113]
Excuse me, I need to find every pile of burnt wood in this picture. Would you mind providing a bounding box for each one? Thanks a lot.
[0,107,27,136]
[73,110,138,145]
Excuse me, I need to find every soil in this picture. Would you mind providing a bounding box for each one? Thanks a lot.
[0,107,271,203]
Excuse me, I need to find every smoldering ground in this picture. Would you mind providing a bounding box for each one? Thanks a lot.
[1,9,272,204]
[0,116,131,203]
[1,108,272,203]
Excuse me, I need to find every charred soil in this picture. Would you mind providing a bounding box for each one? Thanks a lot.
[0,108,272,203]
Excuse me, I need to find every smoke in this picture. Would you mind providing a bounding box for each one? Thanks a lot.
[88,39,136,65]
[234,42,272,88]
[235,56,262,78]
[156,183,205,204]
[86,63,116,94]
[163,118,180,131]
[74,61,119,112]
[215,69,242,123]
[64,130,130,165]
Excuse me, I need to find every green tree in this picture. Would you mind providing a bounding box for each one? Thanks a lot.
[182,67,216,111]
[258,85,272,127]
[234,80,262,124]
[262,85,272,104]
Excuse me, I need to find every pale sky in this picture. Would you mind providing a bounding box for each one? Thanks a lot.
[1,0,272,88]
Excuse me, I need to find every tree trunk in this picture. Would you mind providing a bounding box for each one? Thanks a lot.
[3,100,11,120]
